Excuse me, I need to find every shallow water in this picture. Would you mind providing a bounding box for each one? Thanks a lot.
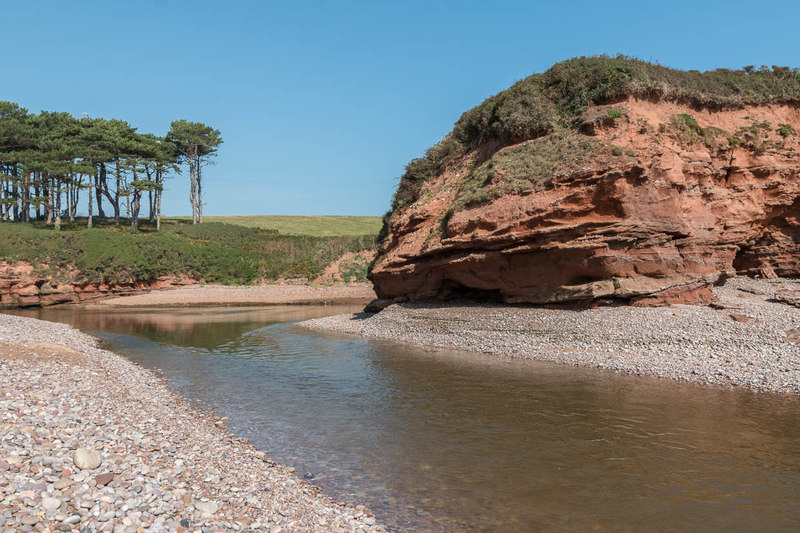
[11,306,800,532]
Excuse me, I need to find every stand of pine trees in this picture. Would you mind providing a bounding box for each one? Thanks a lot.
[0,101,221,229]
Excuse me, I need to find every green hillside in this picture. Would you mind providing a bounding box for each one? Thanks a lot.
[169,215,382,237]
[0,220,376,285]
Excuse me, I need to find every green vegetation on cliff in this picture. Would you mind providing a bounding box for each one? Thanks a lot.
[390,55,800,216]
[0,221,376,285]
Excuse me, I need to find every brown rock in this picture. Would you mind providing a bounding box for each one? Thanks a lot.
[0,260,197,309]
[39,292,78,306]
[93,472,114,486]
[53,479,72,490]
[774,290,800,308]
[371,98,800,305]
[14,283,40,297]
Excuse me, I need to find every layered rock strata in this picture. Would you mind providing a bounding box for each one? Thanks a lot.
[371,99,800,305]
[0,261,196,307]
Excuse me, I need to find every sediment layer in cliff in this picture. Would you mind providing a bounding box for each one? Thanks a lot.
[370,57,800,305]
[0,261,196,307]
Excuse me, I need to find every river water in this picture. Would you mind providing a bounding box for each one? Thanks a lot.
[11,305,800,532]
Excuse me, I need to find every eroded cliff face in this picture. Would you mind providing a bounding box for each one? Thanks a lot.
[0,262,197,307]
[371,98,800,305]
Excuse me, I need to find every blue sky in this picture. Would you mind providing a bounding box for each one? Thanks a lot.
[2,1,798,216]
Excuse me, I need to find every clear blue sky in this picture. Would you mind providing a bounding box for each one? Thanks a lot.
[2,1,798,216]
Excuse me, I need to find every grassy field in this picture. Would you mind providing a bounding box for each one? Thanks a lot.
[168,215,382,237]
[0,220,377,285]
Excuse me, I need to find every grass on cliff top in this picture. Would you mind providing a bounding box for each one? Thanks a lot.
[389,55,800,216]
[168,215,382,237]
[453,131,592,210]
[0,221,377,285]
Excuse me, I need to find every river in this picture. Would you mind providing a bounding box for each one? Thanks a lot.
[10,305,800,532]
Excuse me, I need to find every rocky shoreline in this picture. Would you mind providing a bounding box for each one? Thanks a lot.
[303,277,800,395]
[0,261,198,308]
[0,313,385,533]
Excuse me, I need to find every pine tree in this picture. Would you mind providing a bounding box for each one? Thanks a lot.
[166,120,222,224]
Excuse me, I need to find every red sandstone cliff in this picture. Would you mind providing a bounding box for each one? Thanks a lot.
[371,98,800,305]
[0,261,196,307]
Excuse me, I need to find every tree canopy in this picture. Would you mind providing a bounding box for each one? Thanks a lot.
[0,102,221,228]
[166,120,223,224]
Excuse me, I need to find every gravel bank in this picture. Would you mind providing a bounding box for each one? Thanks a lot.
[0,313,386,533]
[302,278,800,394]
[82,284,376,308]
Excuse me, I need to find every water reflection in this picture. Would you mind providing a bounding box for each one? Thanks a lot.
[20,306,351,348]
[11,306,800,532]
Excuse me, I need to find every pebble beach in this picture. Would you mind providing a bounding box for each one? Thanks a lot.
[303,277,800,395]
[0,313,385,533]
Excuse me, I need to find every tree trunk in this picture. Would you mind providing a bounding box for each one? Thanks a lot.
[87,173,94,228]
[21,171,30,222]
[155,168,162,231]
[192,146,199,224]
[131,196,139,228]
[45,176,53,224]
[197,164,203,223]
[189,161,197,224]
[0,174,6,221]
[96,164,105,219]
[131,166,140,229]
[54,178,61,231]
[34,177,41,220]
[3,174,8,221]
[100,163,120,224]
[156,182,162,231]
[0,173,6,221]
[114,158,121,225]
[11,165,19,221]
[68,175,78,223]
[3,171,11,221]
[74,179,79,221]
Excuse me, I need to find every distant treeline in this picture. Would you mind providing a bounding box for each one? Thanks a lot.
[0,101,221,229]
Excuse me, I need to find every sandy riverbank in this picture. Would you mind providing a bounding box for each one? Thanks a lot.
[80,283,377,308]
[302,277,800,395]
[0,313,385,532]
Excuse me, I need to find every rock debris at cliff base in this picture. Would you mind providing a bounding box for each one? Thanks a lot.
[303,277,800,395]
[0,314,385,533]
